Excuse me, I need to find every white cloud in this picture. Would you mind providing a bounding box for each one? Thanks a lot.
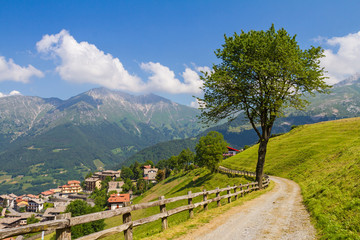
[196,66,212,75]
[36,30,145,92]
[0,90,22,98]
[190,98,200,108]
[10,90,21,96]
[141,62,203,94]
[0,56,43,83]
[321,31,360,84]
[189,98,206,109]
[37,30,206,94]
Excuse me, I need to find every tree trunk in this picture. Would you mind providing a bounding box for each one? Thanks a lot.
[256,138,268,189]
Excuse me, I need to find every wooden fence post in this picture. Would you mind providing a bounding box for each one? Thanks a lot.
[240,184,243,197]
[159,196,168,230]
[247,182,250,193]
[216,187,220,207]
[55,213,71,240]
[123,202,133,240]
[234,184,238,200]
[227,185,231,204]
[203,189,208,211]
[188,191,194,218]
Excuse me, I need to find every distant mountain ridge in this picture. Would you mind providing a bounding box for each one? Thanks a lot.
[0,88,203,194]
[0,88,201,144]
[126,74,360,164]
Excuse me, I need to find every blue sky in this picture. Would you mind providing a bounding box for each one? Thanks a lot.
[1,0,360,106]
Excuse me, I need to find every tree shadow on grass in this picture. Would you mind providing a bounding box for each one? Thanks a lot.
[163,171,188,184]
[173,172,213,194]
[243,175,256,182]
[223,172,255,182]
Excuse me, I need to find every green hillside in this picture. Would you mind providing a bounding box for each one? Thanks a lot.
[222,117,360,239]
[41,168,272,240]
[103,168,269,240]
[123,138,198,166]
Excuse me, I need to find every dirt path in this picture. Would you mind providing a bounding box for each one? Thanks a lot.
[180,176,316,240]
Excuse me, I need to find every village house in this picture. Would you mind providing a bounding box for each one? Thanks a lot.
[107,193,130,210]
[14,197,28,212]
[0,217,27,229]
[40,190,55,200]
[84,177,102,192]
[142,165,158,183]
[50,188,62,194]
[0,194,16,208]
[42,205,66,221]
[93,170,121,181]
[25,194,39,199]
[60,180,82,194]
[27,199,44,212]
[84,170,121,192]
[223,146,241,158]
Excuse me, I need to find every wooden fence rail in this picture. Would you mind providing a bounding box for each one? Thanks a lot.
[0,168,269,240]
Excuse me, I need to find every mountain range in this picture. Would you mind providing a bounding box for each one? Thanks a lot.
[0,88,203,194]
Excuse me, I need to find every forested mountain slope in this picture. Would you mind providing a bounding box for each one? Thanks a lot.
[0,88,203,194]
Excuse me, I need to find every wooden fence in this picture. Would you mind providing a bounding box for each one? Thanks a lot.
[218,166,269,179]
[0,168,269,240]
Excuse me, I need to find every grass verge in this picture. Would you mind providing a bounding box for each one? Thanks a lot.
[142,181,274,240]
[222,117,360,239]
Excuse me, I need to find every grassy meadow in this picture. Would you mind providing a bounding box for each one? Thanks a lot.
[222,117,360,239]
[40,167,267,240]
[101,168,259,240]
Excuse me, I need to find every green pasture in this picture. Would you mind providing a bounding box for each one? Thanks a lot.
[222,117,360,239]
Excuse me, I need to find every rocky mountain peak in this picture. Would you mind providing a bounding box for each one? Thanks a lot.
[335,73,360,87]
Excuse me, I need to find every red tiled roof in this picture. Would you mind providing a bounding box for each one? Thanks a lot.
[68,180,80,185]
[41,190,54,196]
[227,146,240,152]
[108,194,130,203]
[26,194,38,198]
[16,197,27,203]
[142,165,151,169]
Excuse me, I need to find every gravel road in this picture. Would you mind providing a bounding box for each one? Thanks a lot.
[181,176,316,240]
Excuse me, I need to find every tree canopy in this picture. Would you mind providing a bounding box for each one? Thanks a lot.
[195,131,228,173]
[65,200,105,238]
[198,25,330,187]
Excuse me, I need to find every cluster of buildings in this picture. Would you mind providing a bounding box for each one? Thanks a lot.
[0,194,44,213]
[0,167,160,231]
[0,194,46,229]
[84,170,121,192]
[83,166,158,193]
[0,180,84,230]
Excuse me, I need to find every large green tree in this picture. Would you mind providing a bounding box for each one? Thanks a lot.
[198,25,330,188]
[195,131,228,173]
[178,148,195,169]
